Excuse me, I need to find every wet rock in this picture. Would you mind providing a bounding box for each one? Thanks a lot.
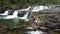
[48,18,57,23]
[39,26,49,30]
[26,27,34,29]
[57,18,60,23]
[18,11,26,17]
[54,29,60,32]
[3,26,25,33]
[46,15,58,23]
[47,23,60,29]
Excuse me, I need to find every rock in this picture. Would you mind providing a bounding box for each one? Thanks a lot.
[26,27,34,29]
[48,18,57,23]
[54,29,60,32]
[46,15,58,23]
[57,18,60,23]
[39,26,49,30]
[48,23,60,29]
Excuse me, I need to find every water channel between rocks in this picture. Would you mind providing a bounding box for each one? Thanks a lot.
[1,6,60,34]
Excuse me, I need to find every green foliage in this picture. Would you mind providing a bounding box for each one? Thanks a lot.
[0,0,60,10]
[39,14,46,21]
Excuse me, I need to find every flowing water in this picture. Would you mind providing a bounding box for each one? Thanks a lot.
[26,30,47,34]
[0,5,60,34]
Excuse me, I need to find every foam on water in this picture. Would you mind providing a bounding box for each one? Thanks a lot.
[3,10,18,19]
[19,12,29,21]
[0,10,9,15]
[31,5,51,12]
[27,30,47,34]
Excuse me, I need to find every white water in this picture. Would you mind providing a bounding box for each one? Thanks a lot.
[3,10,18,19]
[0,10,10,15]
[27,30,47,34]
[0,10,29,21]
[31,5,51,12]
[0,5,52,21]
[19,12,29,21]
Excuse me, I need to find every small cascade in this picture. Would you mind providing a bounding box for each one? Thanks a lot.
[3,10,9,15]
[12,10,18,16]
[3,10,18,19]
[26,6,31,10]
[19,12,29,21]
[22,12,29,19]
[26,30,47,34]
[31,5,52,12]
[0,10,10,15]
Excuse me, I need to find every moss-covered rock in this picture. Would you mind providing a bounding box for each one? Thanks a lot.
[38,14,46,21]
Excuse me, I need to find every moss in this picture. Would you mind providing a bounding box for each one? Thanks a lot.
[39,14,46,21]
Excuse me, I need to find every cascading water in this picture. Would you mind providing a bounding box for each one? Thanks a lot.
[26,30,47,34]
[3,10,18,19]
[31,5,51,12]
[0,10,9,15]
[19,12,29,21]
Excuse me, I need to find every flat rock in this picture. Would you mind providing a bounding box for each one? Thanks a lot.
[40,26,49,30]
[54,29,60,32]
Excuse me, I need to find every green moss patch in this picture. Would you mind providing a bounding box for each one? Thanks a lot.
[38,14,46,21]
